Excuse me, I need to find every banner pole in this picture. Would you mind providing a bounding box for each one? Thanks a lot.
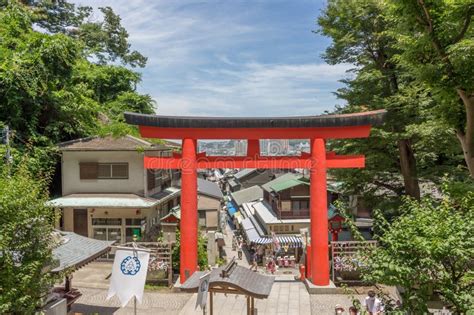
[134,296,137,315]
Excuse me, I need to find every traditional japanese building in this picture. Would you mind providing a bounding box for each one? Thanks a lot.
[49,135,181,246]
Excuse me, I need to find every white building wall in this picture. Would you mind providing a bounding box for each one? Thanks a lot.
[62,151,146,195]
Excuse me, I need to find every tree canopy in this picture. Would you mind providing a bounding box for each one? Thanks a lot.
[0,1,154,176]
[318,0,471,214]
[360,188,474,313]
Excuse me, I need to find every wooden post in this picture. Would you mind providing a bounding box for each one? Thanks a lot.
[210,291,214,315]
[246,296,250,315]
[65,275,71,292]
[168,242,173,287]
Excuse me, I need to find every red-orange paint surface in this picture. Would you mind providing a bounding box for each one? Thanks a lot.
[179,138,198,283]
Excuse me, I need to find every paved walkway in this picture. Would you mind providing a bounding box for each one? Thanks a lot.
[70,287,192,315]
[72,261,112,289]
[179,280,311,315]
[221,220,250,268]
[180,222,312,314]
[310,294,365,315]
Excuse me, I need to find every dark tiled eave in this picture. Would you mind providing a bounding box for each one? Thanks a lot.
[124,110,386,129]
[180,265,274,299]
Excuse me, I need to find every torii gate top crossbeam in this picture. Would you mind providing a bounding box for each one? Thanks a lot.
[124,110,386,140]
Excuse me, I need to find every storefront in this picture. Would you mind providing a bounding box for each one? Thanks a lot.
[240,216,303,265]
[48,194,159,259]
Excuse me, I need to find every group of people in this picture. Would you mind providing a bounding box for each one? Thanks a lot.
[235,236,275,273]
[335,290,384,315]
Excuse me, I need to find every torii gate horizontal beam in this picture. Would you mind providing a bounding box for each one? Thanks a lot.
[143,152,365,169]
[138,126,372,140]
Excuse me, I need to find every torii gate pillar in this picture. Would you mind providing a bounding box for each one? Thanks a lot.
[310,138,329,285]
[180,138,198,281]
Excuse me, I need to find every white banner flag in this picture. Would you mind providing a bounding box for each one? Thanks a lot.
[107,248,150,307]
[195,272,211,310]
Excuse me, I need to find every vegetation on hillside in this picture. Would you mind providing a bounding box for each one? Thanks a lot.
[0,1,154,176]
[0,165,57,313]
[318,0,473,213]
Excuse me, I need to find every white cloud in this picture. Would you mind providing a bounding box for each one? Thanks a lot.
[74,0,260,68]
[72,1,350,117]
[152,61,352,116]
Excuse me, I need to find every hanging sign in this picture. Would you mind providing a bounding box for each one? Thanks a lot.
[195,272,211,310]
[107,247,150,307]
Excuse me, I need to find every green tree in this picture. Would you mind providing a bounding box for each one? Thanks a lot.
[359,188,474,313]
[0,167,57,313]
[0,2,154,175]
[172,229,209,274]
[3,0,147,67]
[387,0,474,177]
[318,0,422,199]
[318,0,463,203]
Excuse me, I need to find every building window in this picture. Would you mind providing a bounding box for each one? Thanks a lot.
[98,163,128,179]
[284,225,289,232]
[292,200,300,210]
[80,162,128,179]
[92,218,122,226]
[281,201,291,212]
[291,200,309,212]
[79,162,98,179]
[198,211,206,227]
[125,218,142,226]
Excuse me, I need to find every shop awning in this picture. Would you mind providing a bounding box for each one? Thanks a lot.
[47,193,159,209]
[226,202,238,217]
[252,235,303,248]
[241,217,261,242]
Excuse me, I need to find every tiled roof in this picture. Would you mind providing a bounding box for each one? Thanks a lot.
[250,201,311,224]
[228,178,240,188]
[160,205,181,221]
[234,168,257,180]
[261,173,301,192]
[269,177,309,192]
[52,231,113,273]
[230,185,263,206]
[197,178,224,199]
[58,135,170,151]
[150,187,181,203]
[180,261,275,299]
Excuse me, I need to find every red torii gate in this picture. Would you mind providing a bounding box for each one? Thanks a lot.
[125,110,386,286]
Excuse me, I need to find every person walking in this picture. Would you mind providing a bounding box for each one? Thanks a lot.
[237,241,243,260]
[250,252,258,271]
[364,290,383,315]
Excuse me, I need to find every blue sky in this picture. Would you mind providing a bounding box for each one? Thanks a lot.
[73,0,350,116]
